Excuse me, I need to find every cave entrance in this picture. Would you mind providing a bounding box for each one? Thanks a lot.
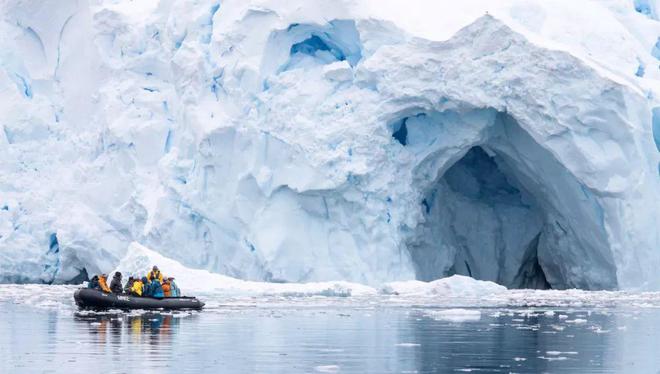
[414,146,551,289]
[405,111,617,290]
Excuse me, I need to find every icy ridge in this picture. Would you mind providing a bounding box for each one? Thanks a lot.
[4,242,660,312]
[115,242,378,297]
[0,0,659,290]
[110,242,507,299]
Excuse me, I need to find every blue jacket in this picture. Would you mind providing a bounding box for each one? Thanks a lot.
[88,277,99,290]
[142,279,153,297]
[151,281,164,298]
[170,282,180,297]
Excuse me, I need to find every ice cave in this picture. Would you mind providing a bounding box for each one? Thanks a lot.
[404,111,616,290]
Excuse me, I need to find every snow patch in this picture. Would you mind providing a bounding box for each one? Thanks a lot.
[424,308,482,322]
[314,365,340,373]
[381,275,506,297]
[395,343,421,347]
[114,242,377,297]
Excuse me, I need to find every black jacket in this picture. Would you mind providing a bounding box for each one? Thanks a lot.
[88,276,100,290]
[110,276,123,294]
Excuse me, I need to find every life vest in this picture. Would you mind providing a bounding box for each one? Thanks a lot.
[162,282,171,297]
[130,280,143,296]
[147,270,163,283]
[98,276,112,293]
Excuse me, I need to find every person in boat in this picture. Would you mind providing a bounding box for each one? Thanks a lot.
[142,276,164,298]
[130,277,144,296]
[141,276,152,297]
[151,277,165,299]
[123,276,135,294]
[168,277,180,297]
[147,265,163,284]
[88,275,100,290]
[110,272,123,294]
[98,274,112,293]
[162,277,171,297]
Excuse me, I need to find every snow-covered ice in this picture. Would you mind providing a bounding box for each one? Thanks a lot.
[423,309,482,323]
[381,276,506,297]
[2,243,660,315]
[0,0,659,291]
[115,242,377,297]
[314,365,340,373]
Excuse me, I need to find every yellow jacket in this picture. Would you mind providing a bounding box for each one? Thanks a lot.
[147,270,163,283]
[98,276,111,293]
[131,280,143,296]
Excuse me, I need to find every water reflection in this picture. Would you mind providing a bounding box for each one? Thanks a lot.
[74,312,187,346]
[2,304,660,373]
[413,310,616,373]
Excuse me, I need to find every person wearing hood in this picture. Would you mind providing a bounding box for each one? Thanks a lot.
[123,276,135,294]
[168,277,180,297]
[130,277,144,296]
[150,277,164,299]
[88,275,100,290]
[141,276,152,297]
[110,272,123,294]
[162,278,171,297]
[147,265,163,284]
[98,274,112,293]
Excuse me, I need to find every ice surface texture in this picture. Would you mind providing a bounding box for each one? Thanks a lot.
[0,0,659,290]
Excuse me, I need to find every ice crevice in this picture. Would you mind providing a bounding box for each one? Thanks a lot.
[0,2,659,290]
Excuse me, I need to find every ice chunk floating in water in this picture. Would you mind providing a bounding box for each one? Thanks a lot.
[0,1,658,290]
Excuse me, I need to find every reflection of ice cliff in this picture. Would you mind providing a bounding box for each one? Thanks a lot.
[0,1,659,290]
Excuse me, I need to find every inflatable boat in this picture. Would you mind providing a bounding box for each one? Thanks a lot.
[74,288,204,310]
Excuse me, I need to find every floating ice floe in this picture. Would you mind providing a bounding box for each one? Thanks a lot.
[314,365,340,373]
[424,308,482,322]
[381,276,507,297]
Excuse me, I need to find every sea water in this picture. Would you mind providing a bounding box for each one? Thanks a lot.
[2,290,660,373]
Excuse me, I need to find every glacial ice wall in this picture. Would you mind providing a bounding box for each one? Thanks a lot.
[0,0,659,289]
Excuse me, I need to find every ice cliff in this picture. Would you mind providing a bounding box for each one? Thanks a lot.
[0,0,659,290]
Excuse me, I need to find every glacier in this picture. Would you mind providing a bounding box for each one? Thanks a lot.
[0,0,659,290]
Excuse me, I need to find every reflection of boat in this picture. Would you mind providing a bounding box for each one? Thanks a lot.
[74,288,204,310]
[74,311,183,345]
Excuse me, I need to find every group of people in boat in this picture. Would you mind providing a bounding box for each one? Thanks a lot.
[87,265,181,298]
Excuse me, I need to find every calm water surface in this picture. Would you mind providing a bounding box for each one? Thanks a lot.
[1,302,660,373]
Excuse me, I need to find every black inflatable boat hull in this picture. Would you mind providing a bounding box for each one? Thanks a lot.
[74,288,204,310]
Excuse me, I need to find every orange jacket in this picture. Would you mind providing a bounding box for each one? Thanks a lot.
[162,282,171,297]
[98,275,111,293]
